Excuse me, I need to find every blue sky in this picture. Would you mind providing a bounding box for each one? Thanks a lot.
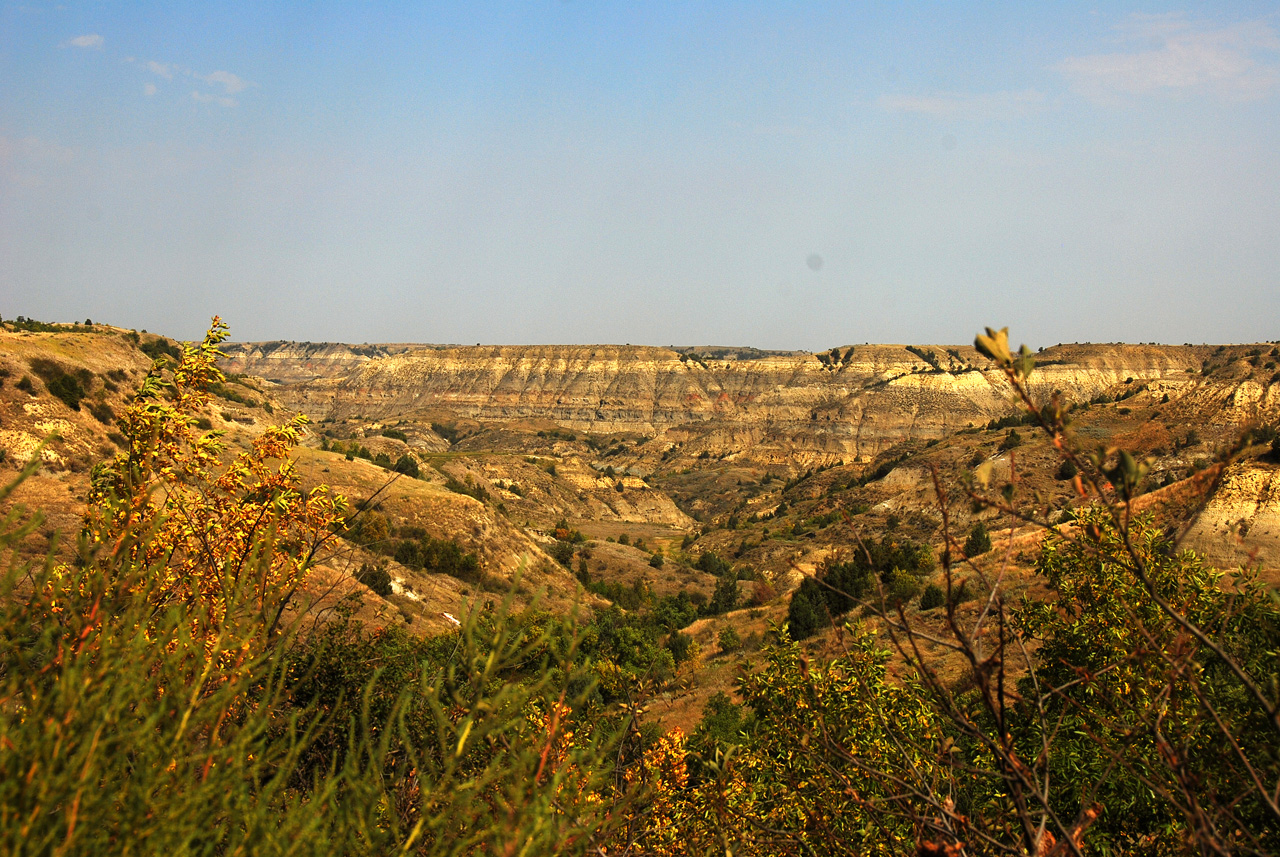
[2,2,1278,347]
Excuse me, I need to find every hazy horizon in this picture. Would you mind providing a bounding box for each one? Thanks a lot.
[4,3,1279,349]
[5,319,1261,352]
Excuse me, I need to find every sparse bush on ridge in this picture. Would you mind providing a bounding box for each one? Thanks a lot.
[28,357,90,411]
[355,561,392,596]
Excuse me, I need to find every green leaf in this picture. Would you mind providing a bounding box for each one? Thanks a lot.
[974,326,1012,365]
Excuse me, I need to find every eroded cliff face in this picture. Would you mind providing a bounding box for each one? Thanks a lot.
[226,342,1210,465]
[1182,463,1280,570]
[220,341,418,384]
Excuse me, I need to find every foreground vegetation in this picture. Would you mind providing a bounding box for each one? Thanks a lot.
[1,322,1277,855]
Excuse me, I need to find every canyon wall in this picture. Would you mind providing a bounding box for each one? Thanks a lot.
[220,341,418,384]
[222,342,1211,465]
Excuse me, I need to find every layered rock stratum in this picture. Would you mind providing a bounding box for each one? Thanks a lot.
[223,341,1225,466]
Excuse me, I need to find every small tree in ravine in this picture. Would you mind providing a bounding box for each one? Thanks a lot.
[705,575,739,616]
[786,578,824,639]
[963,520,991,557]
[717,625,741,653]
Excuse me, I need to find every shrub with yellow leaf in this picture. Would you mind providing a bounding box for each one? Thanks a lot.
[83,317,346,645]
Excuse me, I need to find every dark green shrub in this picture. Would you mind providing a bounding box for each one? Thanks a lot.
[651,591,698,631]
[1055,459,1078,480]
[784,536,932,636]
[7,316,94,333]
[919,583,945,611]
[28,358,89,411]
[885,568,921,606]
[392,535,481,583]
[355,562,392,597]
[818,559,873,616]
[665,630,694,664]
[705,576,739,616]
[15,375,34,394]
[430,422,459,443]
[948,578,972,606]
[549,540,574,568]
[88,401,115,424]
[694,551,731,577]
[786,578,824,639]
[47,374,85,410]
[964,521,992,557]
[689,691,749,760]
[208,381,256,407]
[998,428,1023,451]
[443,476,488,503]
[392,454,420,478]
[717,625,741,653]
[139,337,182,362]
[1251,424,1279,446]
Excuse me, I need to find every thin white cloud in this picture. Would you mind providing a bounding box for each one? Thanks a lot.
[201,70,249,95]
[1058,14,1280,101]
[66,34,103,48]
[875,89,1045,119]
[192,91,237,108]
[126,56,188,77]
[144,83,157,97]
[124,56,253,105]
